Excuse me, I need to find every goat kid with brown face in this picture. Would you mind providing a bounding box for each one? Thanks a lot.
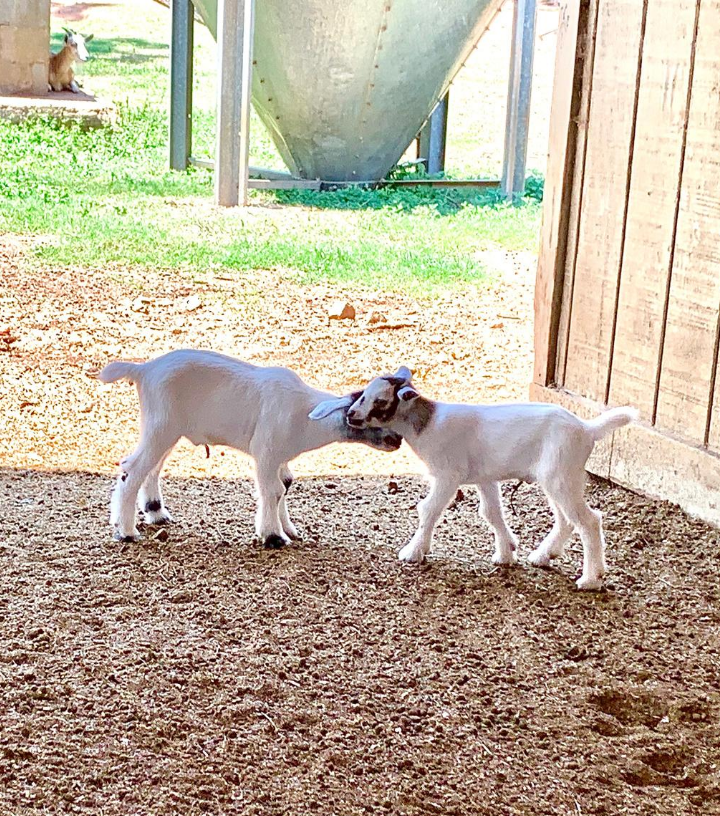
[49,28,94,93]
[310,368,637,590]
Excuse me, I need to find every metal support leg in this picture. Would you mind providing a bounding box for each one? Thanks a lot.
[417,92,449,175]
[501,0,537,198]
[215,0,255,207]
[169,0,193,171]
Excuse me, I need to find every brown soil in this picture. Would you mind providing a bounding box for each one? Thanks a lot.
[2,238,720,816]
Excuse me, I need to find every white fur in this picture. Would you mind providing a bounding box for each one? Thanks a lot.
[96,350,399,545]
[342,369,638,590]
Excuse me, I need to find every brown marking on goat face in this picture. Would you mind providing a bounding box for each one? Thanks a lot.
[365,378,435,434]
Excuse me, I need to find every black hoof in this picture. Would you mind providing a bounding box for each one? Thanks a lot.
[113,531,138,543]
[263,533,287,550]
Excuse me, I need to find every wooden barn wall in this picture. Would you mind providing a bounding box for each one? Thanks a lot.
[533,0,720,525]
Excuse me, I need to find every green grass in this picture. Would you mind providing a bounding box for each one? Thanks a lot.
[0,14,544,294]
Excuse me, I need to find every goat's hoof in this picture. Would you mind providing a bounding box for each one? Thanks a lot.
[492,550,517,566]
[263,533,289,550]
[575,574,604,592]
[398,544,426,564]
[283,524,301,541]
[113,529,140,543]
[144,510,173,526]
[527,549,552,568]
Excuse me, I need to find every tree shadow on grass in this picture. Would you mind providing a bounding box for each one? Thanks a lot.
[49,33,168,63]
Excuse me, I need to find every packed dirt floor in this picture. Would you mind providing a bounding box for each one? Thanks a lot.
[2,236,720,816]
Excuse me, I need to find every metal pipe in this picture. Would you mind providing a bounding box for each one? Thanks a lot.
[214,0,255,206]
[169,0,194,171]
[501,0,537,198]
[417,92,450,175]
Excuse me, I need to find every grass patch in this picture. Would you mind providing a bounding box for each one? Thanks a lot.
[2,13,544,294]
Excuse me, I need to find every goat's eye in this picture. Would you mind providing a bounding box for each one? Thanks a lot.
[375,399,388,409]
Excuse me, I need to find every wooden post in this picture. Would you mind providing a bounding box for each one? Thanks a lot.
[417,92,450,175]
[501,0,537,198]
[215,0,255,207]
[532,0,585,387]
[533,0,587,386]
[169,0,194,171]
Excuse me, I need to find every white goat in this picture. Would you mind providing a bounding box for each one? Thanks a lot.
[94,350,401,547]
[49,28,93,93]
[310,367,638,590]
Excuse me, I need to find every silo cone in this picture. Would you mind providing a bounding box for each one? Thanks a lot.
[192,0,498,182]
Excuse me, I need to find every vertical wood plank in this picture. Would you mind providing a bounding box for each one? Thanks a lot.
[606,0,700,418]
[562,0,646,402]
[532,0,584,387]
[554,0,599,387]
[656,0,720,444]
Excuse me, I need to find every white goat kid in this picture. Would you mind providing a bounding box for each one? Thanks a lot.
[49,28,93,93]
[95,350,401,547]
[311,367,637,590]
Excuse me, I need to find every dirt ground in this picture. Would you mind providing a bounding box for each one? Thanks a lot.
[2,237,720,816]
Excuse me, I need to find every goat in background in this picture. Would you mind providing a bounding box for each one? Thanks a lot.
[49,28,94,93]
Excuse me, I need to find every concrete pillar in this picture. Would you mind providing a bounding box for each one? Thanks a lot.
[0,0,51,96]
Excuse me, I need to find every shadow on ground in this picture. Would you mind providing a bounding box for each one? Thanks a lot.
[1,467,719,815]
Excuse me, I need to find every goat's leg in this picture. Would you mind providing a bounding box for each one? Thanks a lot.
[69,79,80,93]
[398,476,458,563]
[111,435,177,541]
[543,478,606,590]
[476,482,518,565]
[278,464,300,541]
[138,446,176,525]
[528,497,574,567]
[254,460,291,549]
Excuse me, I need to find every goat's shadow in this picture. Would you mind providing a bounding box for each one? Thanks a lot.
[0,466,668,608]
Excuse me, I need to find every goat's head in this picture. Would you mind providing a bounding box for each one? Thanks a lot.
[307,389,403,451]
[342,367,418,429]
[62,28,94,61]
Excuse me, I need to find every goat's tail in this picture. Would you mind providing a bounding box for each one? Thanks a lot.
[95,360,144,384]
[584,406,639,442]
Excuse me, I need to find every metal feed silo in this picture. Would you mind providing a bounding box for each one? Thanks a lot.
[192,0,499,182]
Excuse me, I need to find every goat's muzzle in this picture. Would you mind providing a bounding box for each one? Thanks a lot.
[346,415,364,428]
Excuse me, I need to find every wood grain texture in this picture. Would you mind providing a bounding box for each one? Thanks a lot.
[655,0,720,444]
[532,0,583,386]
[607,0,699,418]
[554,0,599,387]
[562,0,645,402]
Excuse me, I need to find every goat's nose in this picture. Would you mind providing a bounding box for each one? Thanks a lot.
[347,409,356,418]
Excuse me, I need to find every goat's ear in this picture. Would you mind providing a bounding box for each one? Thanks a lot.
[394,366,412,383]
[397,386,419,402]
[308,394,355,421]
[84,33,94,42]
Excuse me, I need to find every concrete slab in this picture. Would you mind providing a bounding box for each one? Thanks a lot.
[0,90,115,128]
